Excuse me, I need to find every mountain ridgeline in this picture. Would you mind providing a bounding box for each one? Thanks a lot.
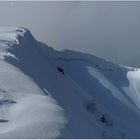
[0,27,139,138]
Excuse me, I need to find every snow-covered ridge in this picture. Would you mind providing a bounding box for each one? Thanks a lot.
[0,27,140,138]
[0,27,67,138]
[0,27,35,60]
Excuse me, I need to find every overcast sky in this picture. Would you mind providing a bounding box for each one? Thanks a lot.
[0,1,140,67]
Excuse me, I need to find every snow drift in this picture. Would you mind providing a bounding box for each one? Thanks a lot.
[0,27,140,138]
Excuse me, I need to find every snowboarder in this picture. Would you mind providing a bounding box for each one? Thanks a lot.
[57,66,64,75]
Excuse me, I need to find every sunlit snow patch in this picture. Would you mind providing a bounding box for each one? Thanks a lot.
[123,70,140,110]
[0,94,67,139]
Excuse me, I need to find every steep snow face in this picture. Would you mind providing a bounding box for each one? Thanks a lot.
[0,27,66,138]
[53,50,140,138]
[1,27,140,138]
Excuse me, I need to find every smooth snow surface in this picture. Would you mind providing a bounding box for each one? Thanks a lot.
[0,27,140,138]
[0,95,66,138]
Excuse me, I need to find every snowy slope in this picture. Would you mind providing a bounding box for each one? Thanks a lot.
[0,27,66,138]
[0,27,140,138]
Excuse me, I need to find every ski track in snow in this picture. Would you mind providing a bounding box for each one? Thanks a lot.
[87,66,132,108]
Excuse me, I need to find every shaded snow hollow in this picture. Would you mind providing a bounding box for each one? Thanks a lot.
[0,27,140,138]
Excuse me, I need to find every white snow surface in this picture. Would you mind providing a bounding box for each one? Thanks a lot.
[123,70,140,110]
[0,27,140,138]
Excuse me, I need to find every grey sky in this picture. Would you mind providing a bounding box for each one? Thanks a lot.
[0,1,140,67]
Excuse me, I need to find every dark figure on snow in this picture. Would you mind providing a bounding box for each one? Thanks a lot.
[57,67,64,75]
[100,114,108,124]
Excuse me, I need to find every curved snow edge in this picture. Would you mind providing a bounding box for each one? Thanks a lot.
[0,94,67,139]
